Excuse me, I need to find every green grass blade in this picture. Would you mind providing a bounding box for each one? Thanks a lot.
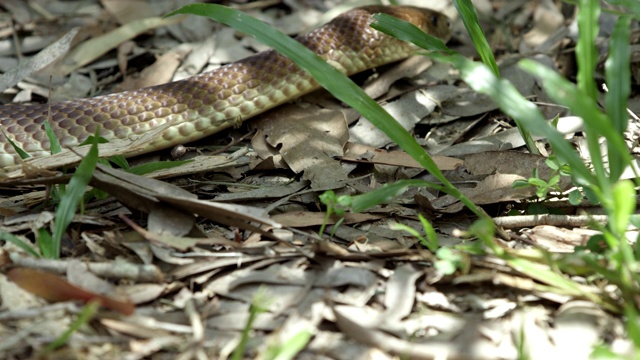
[419,213,440,251]
[575,0,600,102]
[370,14,451,53]
[439,54,595,185]
[232,288,270,360]
[625,304,640,349]
[390,222,429,245]
[452,0,499,76]
[50,136,99,258]
[519,59,631,187]
[611,180,635,237]
[265,330,313,360]
[106,155,129,170]
[507,257,610,306]
[128,159,193,175]
[168,5,488,220]
[1,130,31,160]
[371,13,636,199]
[605,16,632,135]
[0,231,41,257]
[44,300,100,352]
[36,228,55,258]
[349,179,445,213]
[372,13,538,153]
[573,0,610,186]
[44,121,62,155]
[607,0,640,21]
[79,134,132,170]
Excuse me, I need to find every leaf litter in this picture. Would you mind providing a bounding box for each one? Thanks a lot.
[0,0,637,359]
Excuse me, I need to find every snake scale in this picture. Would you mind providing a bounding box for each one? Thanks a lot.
[0,5,451,169]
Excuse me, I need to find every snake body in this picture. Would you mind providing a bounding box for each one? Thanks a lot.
[0,6,450,169]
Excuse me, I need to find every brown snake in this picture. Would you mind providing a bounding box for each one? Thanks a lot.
[0,6,451,169]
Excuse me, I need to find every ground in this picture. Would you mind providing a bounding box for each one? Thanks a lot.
[0,0,638,359]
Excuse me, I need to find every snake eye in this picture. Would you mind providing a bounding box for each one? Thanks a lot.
[431,14,439,27]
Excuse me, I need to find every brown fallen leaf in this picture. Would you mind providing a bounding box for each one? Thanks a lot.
[342,142,463,170]
[120,214,240,251]
[6,267,135,315]
[252,104,349,189]
[271,211,384,227]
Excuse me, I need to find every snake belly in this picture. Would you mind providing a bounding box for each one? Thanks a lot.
[0,5,451,169]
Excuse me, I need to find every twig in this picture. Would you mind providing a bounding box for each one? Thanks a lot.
[493,214,609,229]
[9,253,164,282]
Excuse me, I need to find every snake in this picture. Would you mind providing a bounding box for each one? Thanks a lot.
[0,5,451,169]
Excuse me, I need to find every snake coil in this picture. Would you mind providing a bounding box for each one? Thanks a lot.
[0,6,451,169]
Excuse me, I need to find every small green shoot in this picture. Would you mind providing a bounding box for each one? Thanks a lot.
[232,288,271,360]
[45,131,100,259]
[9,128,192,258]
[512,156,575,207]
[625,304,640,350]
[318,190,350,236]
[43,121,62,155]
[43,300,100,352]
[263,329,313,360]
[0,231,40,257]
[512,167,561,200]
[452,0,499,76]
[434,247,467,275]
[389,213,439,252]
[515,319,530,360]
[390,214,471,275]
[127,159,194,176]
[36,227,54,258]
[1,129,31,160]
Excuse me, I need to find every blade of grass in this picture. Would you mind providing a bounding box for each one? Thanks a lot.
[0,231,40,257]
[625,304,640,348]
[36,228,55,259]
[1,130,31,160]
[608,0,640,18]
[610,180,635,239]
[605,15,632,134]
[452,0,499,76]
[507,257,619,312]
[372,14,596,186]
[574,2,610,187]
[419,213,440,250]
[106,155,129,170]
[572,0,612,195]
[349,179,445,213]
[128,159,193,175]
[604,15,632,182]
[167,4,489,220]
[265,330,313,360]
[49,135,100,258]
[519,59,632,192]
[372,13,537,153]
[606,181,639,305]
[232,288,270,360]
[44,300,100,352]
[44,121,62,155]
[576,0,599,102]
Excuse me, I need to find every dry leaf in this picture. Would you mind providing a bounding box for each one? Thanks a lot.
[343,142,463,170]
[7,267,135,315]
[252,104,349,188]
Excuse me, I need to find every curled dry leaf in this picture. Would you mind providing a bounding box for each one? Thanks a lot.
[7,267,135,315]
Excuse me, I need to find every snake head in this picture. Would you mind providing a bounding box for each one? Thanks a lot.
[364,5,452,43]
